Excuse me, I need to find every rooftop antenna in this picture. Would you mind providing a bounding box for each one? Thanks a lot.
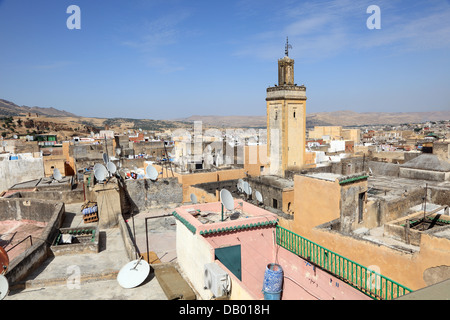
[237,179,244,193]
[0,274,8,300]
[220,188,235,222]
[145,165,159,181]
[255,191,263,206]
[0,246,8,300]
[285,36,292,57]
[94,164,108,183]
[106,161,117,176]
[102,152,109,165]
[117,257,150,289]
[52,168,63,182]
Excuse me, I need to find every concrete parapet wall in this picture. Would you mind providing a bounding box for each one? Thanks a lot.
[5,188,84,204]
[3,199,65,285]
[123,177,183,213]
[400,167,449,181]
[0,157,44,193]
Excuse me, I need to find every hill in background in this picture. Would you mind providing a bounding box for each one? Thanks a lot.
[0,99,77,118]
[177,109,450,128]
[1,98,449,135]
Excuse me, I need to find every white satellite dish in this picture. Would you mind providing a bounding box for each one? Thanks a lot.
[243,182,250,195]
[220,189,234,211]
[94,164,108,182]
[255,191,263,204]
[0,274,9,300]
[145,165,158,181]
[93,163,102,171]
[237,179,244,192]
[248,186,252,196]
[117,258,150,289]
[190,193,198,204]
[52,168,62,181]
[107,162,117,174]
[102,153,109,164]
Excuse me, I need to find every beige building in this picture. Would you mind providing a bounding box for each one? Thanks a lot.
[309,126,361,144]
[266,47,307,177]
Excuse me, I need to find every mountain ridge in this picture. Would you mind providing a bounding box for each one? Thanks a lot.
[1,98,449,128]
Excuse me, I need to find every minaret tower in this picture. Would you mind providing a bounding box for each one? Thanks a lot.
[266,37,307,177]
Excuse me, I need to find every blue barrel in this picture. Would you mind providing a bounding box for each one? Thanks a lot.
[262,263,283,300]
[263,290,282,300]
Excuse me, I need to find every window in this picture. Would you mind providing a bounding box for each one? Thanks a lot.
[215,245,241,280]
[358,192,365,223]
[273,198,278,209]
[293,112,296,118]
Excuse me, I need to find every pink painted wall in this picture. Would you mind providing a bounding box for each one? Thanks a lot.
[203,226,276,300]
[275,246,372,300]
[175,201,371,300]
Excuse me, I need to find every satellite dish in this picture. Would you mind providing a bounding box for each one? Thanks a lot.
[145,165,158,181]
[93,163,102,171]
[248,186,252,196]
[52,168,62,181]
[102,153,109,164]
[0,246,9,275]
[255,191,263,204]
[243,182,250,195]
[237,179,244,192]
[117,258,150,289]
[94,164,108,182]
[107,162,117,174]
[190,193,198,204]
[0,274,8,300]
[220,189,234,211]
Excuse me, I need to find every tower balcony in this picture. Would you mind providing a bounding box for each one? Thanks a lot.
[266,84,307,101]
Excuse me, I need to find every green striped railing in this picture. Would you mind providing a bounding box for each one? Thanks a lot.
[276,226,413,300]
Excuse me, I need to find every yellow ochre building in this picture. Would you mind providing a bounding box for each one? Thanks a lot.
[266,38,307,177]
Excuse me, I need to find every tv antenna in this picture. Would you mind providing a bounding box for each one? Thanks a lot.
[52,168,63,182]
[117,257,150,289]
[243,181,252,199]
[237,179,244,193]
[255,191,263,206]
[0,274,8,300]
[107,161,117,176]
[220,188,237,221]
[102,152,109,165]
[285,36,292,57]
[145,165,159,181]
[94,164,109,183]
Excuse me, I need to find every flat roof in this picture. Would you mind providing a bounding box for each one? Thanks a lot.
[303,172,342,182]
[9,176,72,190]
[174,200,278,236]
[396,278,450,300]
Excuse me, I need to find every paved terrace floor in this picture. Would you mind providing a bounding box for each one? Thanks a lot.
[4,202,176,300]
[0,220,47,261]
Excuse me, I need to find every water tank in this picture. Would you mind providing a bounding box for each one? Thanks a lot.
[262,263,283,300]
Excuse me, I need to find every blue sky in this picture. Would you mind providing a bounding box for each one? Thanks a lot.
[0,0,449,119]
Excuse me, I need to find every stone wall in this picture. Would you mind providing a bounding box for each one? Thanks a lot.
[123,177,183,213]
[0,157,44,193]
[399,167,449,181]
[1,198,65,285]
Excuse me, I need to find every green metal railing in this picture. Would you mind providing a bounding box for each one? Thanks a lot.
[276,226,413,300]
